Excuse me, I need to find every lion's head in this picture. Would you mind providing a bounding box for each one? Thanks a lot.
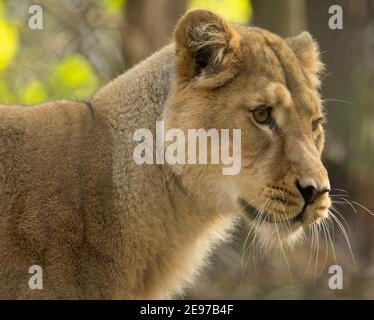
[163,9,331,250]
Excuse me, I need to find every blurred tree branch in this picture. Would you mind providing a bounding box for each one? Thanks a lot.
[251,0,306,36]
[122,0,186,69]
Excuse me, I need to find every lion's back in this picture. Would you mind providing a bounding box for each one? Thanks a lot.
[0,44,177,299]
[0,100,117,298]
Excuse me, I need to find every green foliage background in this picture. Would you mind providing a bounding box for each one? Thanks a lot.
[0,0,251,105]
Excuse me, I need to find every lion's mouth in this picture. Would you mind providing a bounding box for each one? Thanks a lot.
[239,198,305,225]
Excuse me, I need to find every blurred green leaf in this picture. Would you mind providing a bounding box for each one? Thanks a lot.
[49,54,98,99]
[188,0,252,24]
[0,79,16,104]
[0,18,19,70]
[21,81,48,105]
[103,0,126,14]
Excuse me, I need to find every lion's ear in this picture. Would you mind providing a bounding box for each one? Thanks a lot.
[174,9,241,89]
[287,31,324,88]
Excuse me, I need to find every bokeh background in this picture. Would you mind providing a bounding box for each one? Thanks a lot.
[0,0,373,299]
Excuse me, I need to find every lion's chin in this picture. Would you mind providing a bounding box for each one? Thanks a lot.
[239,198,305,252]
[252,222,305,253]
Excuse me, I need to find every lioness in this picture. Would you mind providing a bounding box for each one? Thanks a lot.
[0,9,331,299]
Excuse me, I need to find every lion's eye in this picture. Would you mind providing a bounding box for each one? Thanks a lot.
[312,117,323,131]
[251,106,273,125]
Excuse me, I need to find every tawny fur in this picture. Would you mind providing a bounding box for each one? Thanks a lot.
[0,9,331,299]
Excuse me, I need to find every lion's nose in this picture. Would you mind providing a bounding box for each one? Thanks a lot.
[296,180,330,204]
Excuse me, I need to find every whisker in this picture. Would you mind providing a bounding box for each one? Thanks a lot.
[330,206,351,234]
[314,223,320,283]
[332,198,358,215]
[243,198,269,274]
[324,98,354,105]
[274,213,293,283]
[324,218,337,265]
[329,210,358,273]
[350,200,374,217]
[240,197,262,270]
[318,220,329,278]
[330,194,351,198]
[304,224,317,280]
[331,188,349,194]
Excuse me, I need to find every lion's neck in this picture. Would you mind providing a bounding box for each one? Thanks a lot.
[92,45,238,299]
[142,167,239,299]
